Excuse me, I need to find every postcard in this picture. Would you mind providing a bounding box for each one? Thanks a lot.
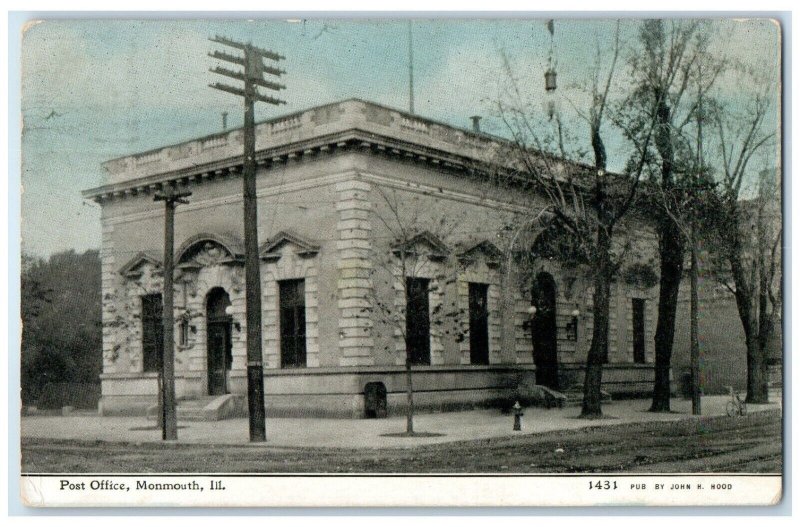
[18,16,783,507]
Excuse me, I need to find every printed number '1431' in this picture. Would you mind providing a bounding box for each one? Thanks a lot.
[589,480,618,490]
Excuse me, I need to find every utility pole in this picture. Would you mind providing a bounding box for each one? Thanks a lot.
[408,21,415,114]
[690,208,700,415]
[209,35,286,442]
[690,61,704,416]
[154,184,191,441]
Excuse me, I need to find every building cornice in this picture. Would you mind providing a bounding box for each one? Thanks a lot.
[82,127,525,203]
[83,98,586,204]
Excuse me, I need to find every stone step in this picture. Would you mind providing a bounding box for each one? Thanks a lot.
[561,386,613,407]
[516,384,568,408]
[177,397,217,409]
[147,394,247,421]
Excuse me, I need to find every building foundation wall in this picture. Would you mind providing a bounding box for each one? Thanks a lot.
[99,365,540,418]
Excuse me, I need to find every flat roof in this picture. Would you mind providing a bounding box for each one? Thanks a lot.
[83,98,590,201]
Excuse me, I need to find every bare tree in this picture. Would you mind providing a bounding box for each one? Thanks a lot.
[495,21,659,417]
[364,186,468,434]
[646,31,725,414]
[625,19,720,412]
[705,79,780,404]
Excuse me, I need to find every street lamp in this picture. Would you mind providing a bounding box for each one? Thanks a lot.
[545,68,557,91]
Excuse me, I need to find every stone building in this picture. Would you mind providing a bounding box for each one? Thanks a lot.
[673,168,783,396]
[84,99,661,418]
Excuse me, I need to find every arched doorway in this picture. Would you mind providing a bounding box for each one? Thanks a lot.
[206,287,233,395]
[531,272,559,390]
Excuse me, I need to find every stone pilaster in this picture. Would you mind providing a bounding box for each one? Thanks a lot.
[100,220,118,373]
[391,267,407,366]
[514,294,534,365]
[335,180,374,366]
[488,283,502,363]
[457,280,471,364]
[428,278,445,366]
[262,278,279,368]
[608,286,619,358]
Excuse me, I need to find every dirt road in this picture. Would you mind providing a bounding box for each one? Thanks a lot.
[21,409,781,473]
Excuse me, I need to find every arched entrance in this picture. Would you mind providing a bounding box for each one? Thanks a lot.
[206,287,233,395]
[531,272,559,390]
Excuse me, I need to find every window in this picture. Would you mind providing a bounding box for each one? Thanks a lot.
[632,298,646,363]
[279,279,307,368]
[405,277,431,366]
[468,283,490,365]
[141,294,163,373]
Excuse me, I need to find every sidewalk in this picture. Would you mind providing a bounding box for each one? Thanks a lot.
[21,395,781,449]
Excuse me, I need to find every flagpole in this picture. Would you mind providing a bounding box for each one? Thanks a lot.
[408,20,415,114]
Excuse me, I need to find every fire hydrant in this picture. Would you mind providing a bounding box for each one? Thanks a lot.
[512,401,524,431]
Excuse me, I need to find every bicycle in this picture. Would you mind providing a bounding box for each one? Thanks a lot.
[725,386,747,417]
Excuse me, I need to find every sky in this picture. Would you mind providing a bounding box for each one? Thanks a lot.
[18,17,781,257]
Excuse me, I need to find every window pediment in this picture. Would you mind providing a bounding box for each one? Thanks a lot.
[457,240,503,268]
[260,231,320,262]
[119,252,162,278]
[391,231,449,261]
[176,233,244,266]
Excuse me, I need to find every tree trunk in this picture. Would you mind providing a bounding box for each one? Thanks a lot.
[690,232,701,415]
[746,334,769,404]
[741,290,768,404]
[581,226,612,418]
[755,250,775,404]
[650,220,684,412]
[727,233,769,405]
[405,358,414,434]
[650,89,684,413]
[755,321,774,405]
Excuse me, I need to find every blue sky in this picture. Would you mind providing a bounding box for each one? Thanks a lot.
[19,17,780,256]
